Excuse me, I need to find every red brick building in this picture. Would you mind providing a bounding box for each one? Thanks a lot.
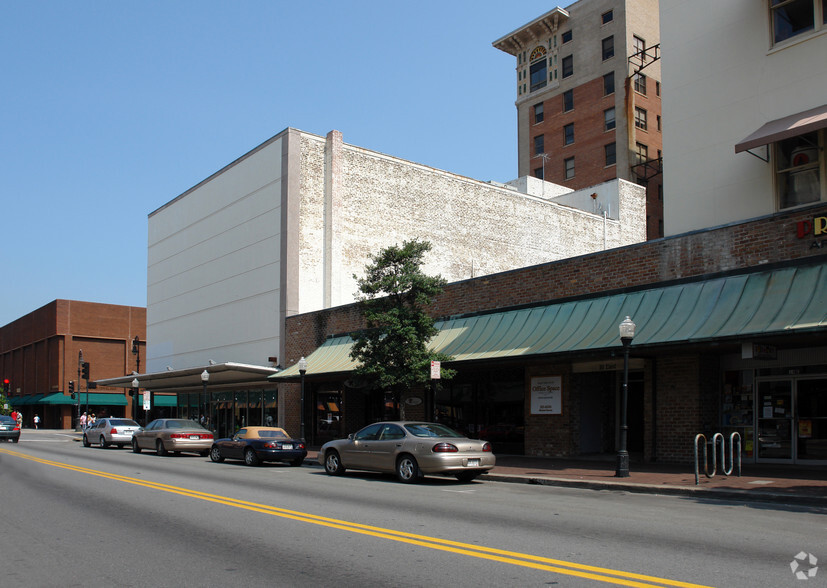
[0,300,145,428]
[275,202,827,465]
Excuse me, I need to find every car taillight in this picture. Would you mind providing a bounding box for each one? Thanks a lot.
[13,424,20,431]
[482,442,492,452]
[170,433,187,439]
[110,427,118,434]
[432,442,458,453]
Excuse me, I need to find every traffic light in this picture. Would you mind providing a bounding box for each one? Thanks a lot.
[2,378,8,394]
[68,380,75,399]
[81,362,90,380]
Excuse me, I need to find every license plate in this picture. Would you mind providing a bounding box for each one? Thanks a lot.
[467,459,480,467]
[282,444,293,450]
[189,435,200,440]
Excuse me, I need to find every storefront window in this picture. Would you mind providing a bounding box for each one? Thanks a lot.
[721,370,754,459]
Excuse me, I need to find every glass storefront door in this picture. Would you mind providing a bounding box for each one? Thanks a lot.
[756,377,827,463]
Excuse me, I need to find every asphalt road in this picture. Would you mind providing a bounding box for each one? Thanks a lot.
[1,431,824,587]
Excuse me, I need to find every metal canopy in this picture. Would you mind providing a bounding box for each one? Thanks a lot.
[735,104,827,153]
[273,262,827,379]
[96,362,280,394]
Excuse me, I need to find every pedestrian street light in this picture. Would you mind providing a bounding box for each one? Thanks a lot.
[616,316,636,478]
[298,357,307,442]
[132,378,139,423]
[201,370,210,425]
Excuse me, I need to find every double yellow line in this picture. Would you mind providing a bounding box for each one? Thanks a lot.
[1,448,713,588]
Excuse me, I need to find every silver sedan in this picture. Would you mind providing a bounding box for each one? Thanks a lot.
[132,418,213,456]
[318,421,495,483]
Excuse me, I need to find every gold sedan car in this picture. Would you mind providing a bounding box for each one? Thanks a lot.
[131,418,214,457]
[318,421,495,483]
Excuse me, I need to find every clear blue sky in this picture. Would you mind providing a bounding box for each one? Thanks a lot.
[1,1,562,327]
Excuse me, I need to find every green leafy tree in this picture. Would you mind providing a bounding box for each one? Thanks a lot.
[0,393,10,416]
[350,239,454,411]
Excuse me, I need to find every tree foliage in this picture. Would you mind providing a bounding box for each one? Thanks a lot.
[350,239,454,394]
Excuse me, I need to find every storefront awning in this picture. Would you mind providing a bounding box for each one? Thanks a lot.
[735,104,827,153]
[96,362,279,394]
[77,393,128,406]
[39,393,76,405]
[14,394,45,405]
[138,394,177,407]
[273,262,827,378]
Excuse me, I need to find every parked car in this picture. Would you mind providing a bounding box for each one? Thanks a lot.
[82,417,141,449]
[0,415,20,443]
[209,427,306,467]
[132,418,213,456]
[318,421,495,483]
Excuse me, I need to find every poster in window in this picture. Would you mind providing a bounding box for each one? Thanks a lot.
[531,376,562,415]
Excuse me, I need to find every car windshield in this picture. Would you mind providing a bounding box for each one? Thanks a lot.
[404,423,464,438]
[110,419,139,427]
[166,419,207,430]
[258,430,288,439]
[0,416,13,424]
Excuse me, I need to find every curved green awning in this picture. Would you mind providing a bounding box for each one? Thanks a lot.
[273,262,827,378]
[39,393,76,405]
[77,393,127,406]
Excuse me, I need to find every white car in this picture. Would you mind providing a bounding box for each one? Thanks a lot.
[83,418,141,449]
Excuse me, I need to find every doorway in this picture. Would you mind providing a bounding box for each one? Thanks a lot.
[756,376,827,463]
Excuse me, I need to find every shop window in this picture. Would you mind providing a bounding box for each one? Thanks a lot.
[603,72,615,95]
[564,156,575,179]
[602,36,614,60]
[534,134,545,155]
[635,107,648,131]
[533,102,544,124]
[604,107,616,131]
[562,55,573,78]
[563,89,574,112]
[775,131,824,209]
[564,123,574,145]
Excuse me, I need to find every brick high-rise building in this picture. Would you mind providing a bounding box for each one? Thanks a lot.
[494,0,663,239]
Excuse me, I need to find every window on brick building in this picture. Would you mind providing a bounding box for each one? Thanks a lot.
[533,102,544,124]
[657,115,662,131]
[564,157,575,179]
[534,134,545,155]
[534,166,544,180]
[603,72,614,95]
[563,89,574,112]
[635,142,649,165]
[602,36,614,60]
[633,35,646,61]
[604,107,616,131]
[564,123,575,145]
[635,107,648,131]
[602,9,613,24]
[634,73,647,95]
[605,142,616,166]
[562,55,573,78]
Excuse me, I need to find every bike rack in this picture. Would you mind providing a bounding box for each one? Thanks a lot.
[694,432,741,485]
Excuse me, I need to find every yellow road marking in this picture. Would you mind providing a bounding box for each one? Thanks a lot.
[1,448,715,588]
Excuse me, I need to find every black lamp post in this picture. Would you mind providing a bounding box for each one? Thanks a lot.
[132,336,140,373]
[616,316,636,478]
[132,378,139,422]
[200,370,209,425]
[298,357,307,441]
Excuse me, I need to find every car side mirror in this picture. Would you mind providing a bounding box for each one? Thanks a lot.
[348,433,354,440]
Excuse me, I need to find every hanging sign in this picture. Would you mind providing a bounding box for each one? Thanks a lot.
[430,361,441,380]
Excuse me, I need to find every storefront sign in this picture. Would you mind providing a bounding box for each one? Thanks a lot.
[741,342,777,360]
[572,358,645,373]
[430,361,441,379]
[143,390,151,410]
[530,376,562,415]
[796,215,827,248]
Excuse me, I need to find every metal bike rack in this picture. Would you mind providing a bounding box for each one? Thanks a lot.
[694,432,741,485]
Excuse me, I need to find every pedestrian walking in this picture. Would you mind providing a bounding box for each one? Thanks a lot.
[16,412,22,428]
[34,414,40,429]
[80,412,87,428]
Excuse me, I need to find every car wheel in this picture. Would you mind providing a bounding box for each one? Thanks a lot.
[82,435,90,447]
[290,458,304,467]
[396,454,422,483]
[244,448,260,466]
[12,438,19,443]
[324,450,345,476]
[100,436,108,449]
[132,438,141,453]
[455,471,479,482]
[156,440,167,456]
[209,446,224,463]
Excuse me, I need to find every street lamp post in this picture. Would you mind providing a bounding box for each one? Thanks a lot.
[200,370,209,426]
[616,316,636,478]
[131,378,139,422]
[298,357,307,442]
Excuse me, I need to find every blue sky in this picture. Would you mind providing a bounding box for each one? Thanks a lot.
[1,1,562,327]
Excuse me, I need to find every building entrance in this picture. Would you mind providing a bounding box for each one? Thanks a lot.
[756,376,827,463]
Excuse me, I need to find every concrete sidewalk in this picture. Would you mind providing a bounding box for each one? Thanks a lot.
[308,450,827,506]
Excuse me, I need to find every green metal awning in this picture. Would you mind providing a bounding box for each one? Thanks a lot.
[77,393,128,406]
[138,394,178,407]
[39,393,76,405]
[15,394,45,405]
[273,262,827,378]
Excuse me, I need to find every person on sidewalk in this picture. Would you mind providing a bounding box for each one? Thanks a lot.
[33,414,40,429]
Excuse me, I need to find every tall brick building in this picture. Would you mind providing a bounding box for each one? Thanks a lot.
[0,300,145,428]
[493,0,663,239]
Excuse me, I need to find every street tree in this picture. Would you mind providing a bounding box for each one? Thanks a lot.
[350,239,454,414]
